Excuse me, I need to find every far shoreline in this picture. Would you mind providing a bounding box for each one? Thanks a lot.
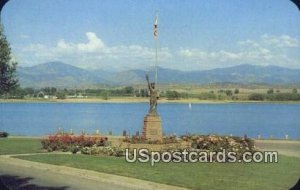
[1,97,300,104]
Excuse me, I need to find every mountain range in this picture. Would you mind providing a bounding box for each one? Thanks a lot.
[17,62,300,88]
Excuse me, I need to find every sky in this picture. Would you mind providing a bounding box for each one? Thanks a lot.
[1,0,300,71]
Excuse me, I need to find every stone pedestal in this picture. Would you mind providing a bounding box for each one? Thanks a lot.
[143,114,163,141]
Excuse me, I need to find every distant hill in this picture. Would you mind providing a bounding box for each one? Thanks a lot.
[18,62,108,88]
[17,62,300,88]
[186,64,300,84]
[103,64,300,85]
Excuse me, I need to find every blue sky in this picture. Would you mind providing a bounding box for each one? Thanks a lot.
[2,0,300,71]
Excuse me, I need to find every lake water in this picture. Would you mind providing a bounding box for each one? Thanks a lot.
[0,102,299,139]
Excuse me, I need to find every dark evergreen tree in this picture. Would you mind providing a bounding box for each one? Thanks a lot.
[0,25,19,96]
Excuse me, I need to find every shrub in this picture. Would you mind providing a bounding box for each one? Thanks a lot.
[267,88,274,94]
[41,134,108,152]
[80,146,124,156]
[225,90,233,96]
[163,135,179,144]
[292,88,298,94]
[0,132,9,138]
[234,88,239,94]
[80,133,256,162]
[70,146,80,154]
[181,134,256,161]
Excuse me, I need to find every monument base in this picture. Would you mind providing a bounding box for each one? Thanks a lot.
[143,114,163,141]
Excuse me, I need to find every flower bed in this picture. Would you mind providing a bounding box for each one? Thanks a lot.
[41,133,256,161]
[41,134,108,152]
[81,146,125,157]
[181,134,256,160]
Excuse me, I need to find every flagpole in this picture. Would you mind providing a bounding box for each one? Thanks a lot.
[155,31,158,84]
[154,12,159,85]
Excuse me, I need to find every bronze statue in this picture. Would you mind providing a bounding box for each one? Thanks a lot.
[146,74,159,115]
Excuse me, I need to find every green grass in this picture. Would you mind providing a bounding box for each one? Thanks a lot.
[15,154,300,190]
[1,138,299,189]
[0,137,44,155]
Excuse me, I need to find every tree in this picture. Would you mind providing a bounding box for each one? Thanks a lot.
[123,86,134,95]
[23,87,35,96]
[0,25,18,96]
[140,89,148,97]
[234,88,239,94]
[50,87,57,95]
[100,90,109,100]
[166,90,180,100]
[292,88,298,94]
[10,87,25,99]
[225,90,233,96]
[56,91,66,99]
[267,88,274,94]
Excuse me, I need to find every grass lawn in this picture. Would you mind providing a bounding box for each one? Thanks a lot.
[15,154,300,190]
[0,137,44,155]
[1,138,299,189]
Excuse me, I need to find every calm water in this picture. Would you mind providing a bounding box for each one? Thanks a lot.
[0,102,299,139]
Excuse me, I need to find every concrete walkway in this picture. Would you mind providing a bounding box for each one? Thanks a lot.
[0,154,187,190]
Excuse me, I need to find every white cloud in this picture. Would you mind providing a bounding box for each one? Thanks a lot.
[237,40,260,47]
[57,40,73,51]
[77,32,105,52]
[20,32,172,70]
[179,48,272,65]
[179,34,299,69]
[16,32,299,70]
[55,32,105,53]
[261,34,300,48]
[179,49,241,62]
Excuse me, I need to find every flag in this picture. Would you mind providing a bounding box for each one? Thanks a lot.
[153,14,158,38]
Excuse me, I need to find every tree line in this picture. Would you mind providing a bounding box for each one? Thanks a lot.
[2,86,148,99]
[1,85,300,102]
[248,88,300,101]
